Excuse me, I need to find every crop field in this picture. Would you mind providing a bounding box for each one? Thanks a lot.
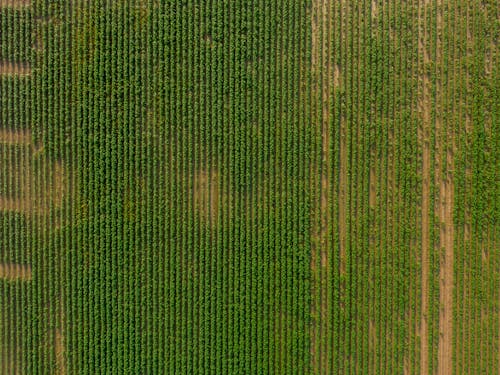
[0,0,498,374]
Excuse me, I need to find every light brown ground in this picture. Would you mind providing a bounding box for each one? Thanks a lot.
[0,61,31,76]
[0,0,30,7]
[437,149,455,375]
[0,263,32,281]
[338,7,347,277]
[369,161,376,209]
[55,329,66,375]
[310,0,332,372]
[0,196,31,212]
[0,143,68,215]
[434,1,454,373]
[0,129,31,145]
[418,1,432,373]
[193,167,219,225]
[51,161,67,209]
[0,147,32,212]
[371,0,378,20]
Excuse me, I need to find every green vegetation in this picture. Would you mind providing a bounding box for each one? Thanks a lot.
[0,0,497,374]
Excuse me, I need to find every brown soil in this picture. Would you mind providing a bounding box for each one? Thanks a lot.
[437,149,455,375]
[338,95,347,278]
[418,1,432,374]
[0,263,32,281]
[369,161,376,209]
[0,61,31,76]
[435,2,454,374]
[0,145,70,216]
[0,197,30,212]
[1,351,19,375]
[0,129,31,145]
[51,161,67,209]
[310,0,332,373]
[55,329,66,375]
[371,0,378,20]
[0,0,30,7]
[193,167,219,225]
[0,148,32,212]
[333,64,340,89]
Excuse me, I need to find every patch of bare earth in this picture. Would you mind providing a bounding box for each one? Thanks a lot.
[310,0,332,373]
[371,0,378,20]
[193,167,219,226]
[369,157,376,209]
[55,329,66,375]
[0,263,32,281]
[418,1,432,373]
[437,148,454,375]
[338,6,347,279]
[0,135,69,216]
[0,146,32,212]
[0,61,31,76]
[433,2,454,375]
[51,161,67,209]
[0,0,30,7]
[0,129,31,145]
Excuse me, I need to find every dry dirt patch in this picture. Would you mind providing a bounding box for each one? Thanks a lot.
[0,263,32,281]
[0,61,31,76]
[371,0,378,20]
[55,329,66,375]
[310,0,333,373]
[418,2,432,374]
[0,143,69,216]
[0,0,30,7]
[369,161,376,209]
[50,161,67,209]
[193,167,219,225]
[434,2,455,374]
[0,129,31,145]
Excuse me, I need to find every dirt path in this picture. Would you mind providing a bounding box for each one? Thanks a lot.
[0,0,30,7]
[0,129,31,145]
[193,167,219,226]
[0,61,31,76]
[434,1,454,373]
[418,1,432,373]
[338,7,347,280]
[0,263,32,281]
[437,149,455,375]
[55,329,66,375]
[310,0,332,372]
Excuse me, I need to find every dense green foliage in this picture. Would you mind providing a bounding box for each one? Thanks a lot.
[0,0,497,374]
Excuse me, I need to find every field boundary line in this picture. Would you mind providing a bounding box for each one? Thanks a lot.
[418,0,432,373]
[310,0,332,373]
[435,0,455,372]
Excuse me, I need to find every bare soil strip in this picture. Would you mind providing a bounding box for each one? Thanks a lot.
[369,159,376,209]
[437,150,455,375]
[310,0,332,372]
[338,0,347,277]
[51,161,67,209]
[0,150,69,216]
[193,168,219,225]
[0,0,30,7]
[0,129,31,145]
[435,1,454,373]
[371,0,378,21]
[0,61,31,76]
[0,197,31,212]
[55,329,66,375]
[418,1,431,373]
[0,263,32,281]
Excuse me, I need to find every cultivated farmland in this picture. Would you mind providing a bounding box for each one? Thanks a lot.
[0,1,498,374]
